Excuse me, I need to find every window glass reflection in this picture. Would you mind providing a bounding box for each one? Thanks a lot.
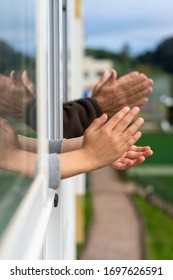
[0,0,37,237]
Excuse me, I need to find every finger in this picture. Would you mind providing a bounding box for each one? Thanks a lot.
[128,88,153,106]
[125,148,153,159]
[118,72,153,96]
[10,70,17,85]
[122,131,142,151]
[127,79,153,98]
[112,158,133,170]
[92,70,110,93]
[99,70,111,84]
[120,117,144,142]
[22,70,36,96]
[116,71,142,89]
[104,106,130,130]
[129,145,151,152]
[22,70,29,85]
[132,97,149,107]
[85,113,108,134]
[130,156,145,167]
[111,106,140,132]
[0,117,15,134]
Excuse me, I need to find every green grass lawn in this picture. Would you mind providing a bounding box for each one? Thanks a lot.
[136,133,173,164]
[127,175,173,205]
[127,132,173,259]
[126,132,173,204]
[134,195,173,259]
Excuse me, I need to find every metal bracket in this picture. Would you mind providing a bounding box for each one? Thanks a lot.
[54,193,59,207]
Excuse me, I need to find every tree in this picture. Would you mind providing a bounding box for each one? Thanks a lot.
[153,37,173,73]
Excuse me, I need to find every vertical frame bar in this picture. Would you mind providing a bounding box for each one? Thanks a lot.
[62,0,68,102]
[36,0,49,195]
[45,0,63,260]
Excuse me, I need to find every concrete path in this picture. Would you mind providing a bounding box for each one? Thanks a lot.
[81,166,144,260]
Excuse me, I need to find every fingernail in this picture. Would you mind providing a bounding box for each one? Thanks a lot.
[137,117,144,124]
[123,106,130,112]
[132,106,140,113]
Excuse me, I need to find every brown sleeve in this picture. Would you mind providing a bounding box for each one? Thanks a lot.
[24,98,37,131]
[24,98,103,138]
[63,98,103,138]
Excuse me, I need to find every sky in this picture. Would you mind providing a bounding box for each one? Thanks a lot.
[0,0,173,57]
[83,0,173,56]
[0,0,36,56]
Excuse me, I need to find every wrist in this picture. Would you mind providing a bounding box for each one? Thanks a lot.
[2,149,36,177]
[59,148,96,179]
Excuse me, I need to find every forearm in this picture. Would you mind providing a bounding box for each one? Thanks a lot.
[18,134,37,153]
[2,150,36,177]
[59,149,92,179]
[62,136,83,153]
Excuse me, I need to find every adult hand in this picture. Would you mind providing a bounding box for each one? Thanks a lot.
[21,70,36,95]
[0,71,35,119]
[92,69,153,117]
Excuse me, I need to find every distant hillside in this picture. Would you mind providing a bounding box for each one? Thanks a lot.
[86,36,173,75]
[0,39,35,78]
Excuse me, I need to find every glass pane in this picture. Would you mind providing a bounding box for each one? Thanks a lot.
[0,0,37,237]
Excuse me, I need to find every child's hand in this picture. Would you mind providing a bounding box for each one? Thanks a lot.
[82,106,144,170]
[111,145,153,170]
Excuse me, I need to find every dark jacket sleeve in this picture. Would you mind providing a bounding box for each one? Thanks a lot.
[24,98,103,138]
[24,98,37,131]
[63,98,103,138]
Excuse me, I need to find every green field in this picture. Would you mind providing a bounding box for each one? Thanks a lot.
[126,132,173,204]
[136,133,173,164]
[134,196,173,260]
[127,132,173,259]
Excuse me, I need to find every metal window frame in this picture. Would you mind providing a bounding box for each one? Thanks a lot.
[0,0,52,260]
[0,0,79,260]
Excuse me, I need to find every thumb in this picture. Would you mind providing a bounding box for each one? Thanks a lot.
[22,70,36,96]
[85,114,108,134]
[104,69,117,85]
[92,70,110,94]
[99,70,110,85]
[10,70,18,85]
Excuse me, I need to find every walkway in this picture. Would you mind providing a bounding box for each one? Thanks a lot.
[81,166,144,260]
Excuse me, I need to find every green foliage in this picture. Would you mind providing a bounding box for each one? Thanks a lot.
[136,133,173,164]
[137,37,173,75]
[0,39,36,80]
[129,175,173,205]
[86,36,173,77]
[134,196,173,259]
[85,48,119,60]
[154,37,173,73]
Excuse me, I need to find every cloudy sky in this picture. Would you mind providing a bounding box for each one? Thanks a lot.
[83,0,173,56]
[0,0,173,57]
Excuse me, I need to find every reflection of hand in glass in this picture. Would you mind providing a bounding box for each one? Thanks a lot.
[21,70,36,96]
[0,117,21,170]
[0,70,35,119]
[0,117,36,177]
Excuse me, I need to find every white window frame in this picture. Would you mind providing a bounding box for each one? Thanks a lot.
[0,0,81,260]
[0,0,54,260]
